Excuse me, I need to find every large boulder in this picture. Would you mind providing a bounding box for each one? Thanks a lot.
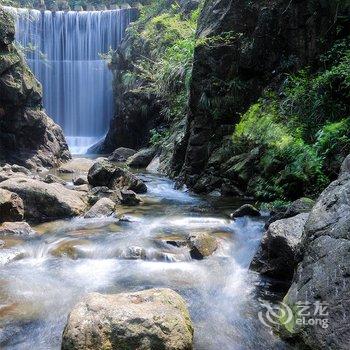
[0,188,24,222]
[250,213,309,281]
[281,173,350,349]
[108,147,136,162]
[340,154,350,177]
[0,176,86,222]
[127,148,156,168]
[62,288,194,350]
[0,7,70,169]
[84,198,116,219]
[88,160,147,194]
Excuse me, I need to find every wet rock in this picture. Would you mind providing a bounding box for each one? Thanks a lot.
[123,246,146,260]
[250,213,309,281]
[0,7,70,168]
[188,232,218,259]
[88,160,147,194]
[73,175,88,186]
[62,288,194,350]
[0,236,23,249]
[114,189,141,206]
[281,173,350,349]
[0,188,24,222]
[43,174,66,185]
[265,197,315,228]
[0,176,86,222]
[127,148,156,168]
[50,239,88,259]
[0,221,37,236]
[84,198,116,219]
[230,204,260,218]
[73,184,90,192]
[108,147,136,162]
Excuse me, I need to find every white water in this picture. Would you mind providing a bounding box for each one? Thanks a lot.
[8,8,136,153]
[0,171,290,349]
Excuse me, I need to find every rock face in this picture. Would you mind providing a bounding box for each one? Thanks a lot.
[0,176,86,222]
[282,173,350,348]
[0,188,24,222]
[127,148,156,168]
[84,198,116,219]
[250,213,309,281]
[62,288,194,350]
[88,160,147,194]
[173,0,349,191]
[0,7,70,169]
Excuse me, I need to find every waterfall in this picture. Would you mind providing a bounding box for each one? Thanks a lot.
[8,7,137,154]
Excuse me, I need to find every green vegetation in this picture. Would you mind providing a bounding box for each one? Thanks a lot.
[231,40,350,200]
[128,1,200,122]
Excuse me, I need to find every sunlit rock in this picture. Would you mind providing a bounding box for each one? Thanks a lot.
[62,288,194,350]
[187,232,218,259]
[250,213,309,281]
[230,204,260,218]
[84,198,116,219]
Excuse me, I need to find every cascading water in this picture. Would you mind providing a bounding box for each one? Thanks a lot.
[8,8,137,154]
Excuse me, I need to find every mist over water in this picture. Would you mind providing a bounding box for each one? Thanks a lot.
[9,8,136,153]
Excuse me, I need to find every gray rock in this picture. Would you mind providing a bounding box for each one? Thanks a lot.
[127,148,156,168]
[108,147,136,162]
[0,188,24,222]
[0,176,86,222]
[88,160,147,194]
[84,198,116,219]
[0,221,37,236]
[266,197,315,228]
[340,154,350,177]
[250,213,309,281]
[230,204,260,218]
[61,288,194,350]
[282,174,350,349]
[188,232,218,259]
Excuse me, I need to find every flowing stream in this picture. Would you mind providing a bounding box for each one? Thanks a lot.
[8,8,137,154]
[0,162,290,349]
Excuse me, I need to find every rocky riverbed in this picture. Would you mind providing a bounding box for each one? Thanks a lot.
[0,156,291,349]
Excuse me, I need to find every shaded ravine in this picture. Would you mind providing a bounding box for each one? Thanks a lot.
[0,168,290,349]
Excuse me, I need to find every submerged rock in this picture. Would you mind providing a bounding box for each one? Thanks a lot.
[108,147,136,162]
[188,232,218,259]
[0,221,37,236]
[88,160,147,194]
[84,198,116,219]
[250,213,309,281]
[0,188,24,222]
[122,246,146,260]
[281,173,350,349]
[62,288,194,350]
[0,176,86,222]
[127,148,156,168]
[230,204,260,218]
